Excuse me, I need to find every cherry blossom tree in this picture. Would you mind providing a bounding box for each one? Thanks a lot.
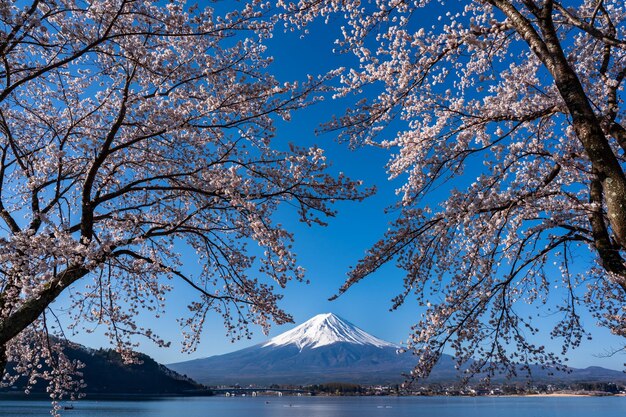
[281,0,626,379]
[0,0,368,405]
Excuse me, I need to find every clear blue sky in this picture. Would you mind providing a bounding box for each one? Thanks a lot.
[63,3,626,372]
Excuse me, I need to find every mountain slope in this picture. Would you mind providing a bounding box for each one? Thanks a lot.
[169,342,414,385]
[4,342,206,395]
[64,344,206,394]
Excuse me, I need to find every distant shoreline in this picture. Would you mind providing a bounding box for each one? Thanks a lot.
[496,392,626,398]
[2,392,625,401]
[3,387,626,400]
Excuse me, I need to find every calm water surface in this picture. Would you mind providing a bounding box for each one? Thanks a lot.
[1,396,625,417]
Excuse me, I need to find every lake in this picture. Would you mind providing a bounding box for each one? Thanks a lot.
[1,396,625,417]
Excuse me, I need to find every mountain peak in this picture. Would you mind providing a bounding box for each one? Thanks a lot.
[263,313,397,350]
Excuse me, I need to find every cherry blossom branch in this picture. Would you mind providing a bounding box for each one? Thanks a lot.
[554,2,626,48]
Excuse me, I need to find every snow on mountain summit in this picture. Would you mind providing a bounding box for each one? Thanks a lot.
[263,313,398,350]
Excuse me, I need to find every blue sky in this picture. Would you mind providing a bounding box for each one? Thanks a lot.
[64,2,626,372]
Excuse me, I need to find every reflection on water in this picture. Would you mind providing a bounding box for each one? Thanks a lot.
[1,395,625,417]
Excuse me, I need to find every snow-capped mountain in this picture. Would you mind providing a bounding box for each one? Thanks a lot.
[168,313,414,385]
[167,313,626,386]
[263,313,397,350]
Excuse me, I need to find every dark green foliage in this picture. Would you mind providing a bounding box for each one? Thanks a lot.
[4,343,208,395]
[66,345,205,394]
[572,382,623,393]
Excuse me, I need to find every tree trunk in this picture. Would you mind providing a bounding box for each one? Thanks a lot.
[552,69,626,248]
[536,12,626,290]
[0,266,89,349]
[493,1,626,289]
